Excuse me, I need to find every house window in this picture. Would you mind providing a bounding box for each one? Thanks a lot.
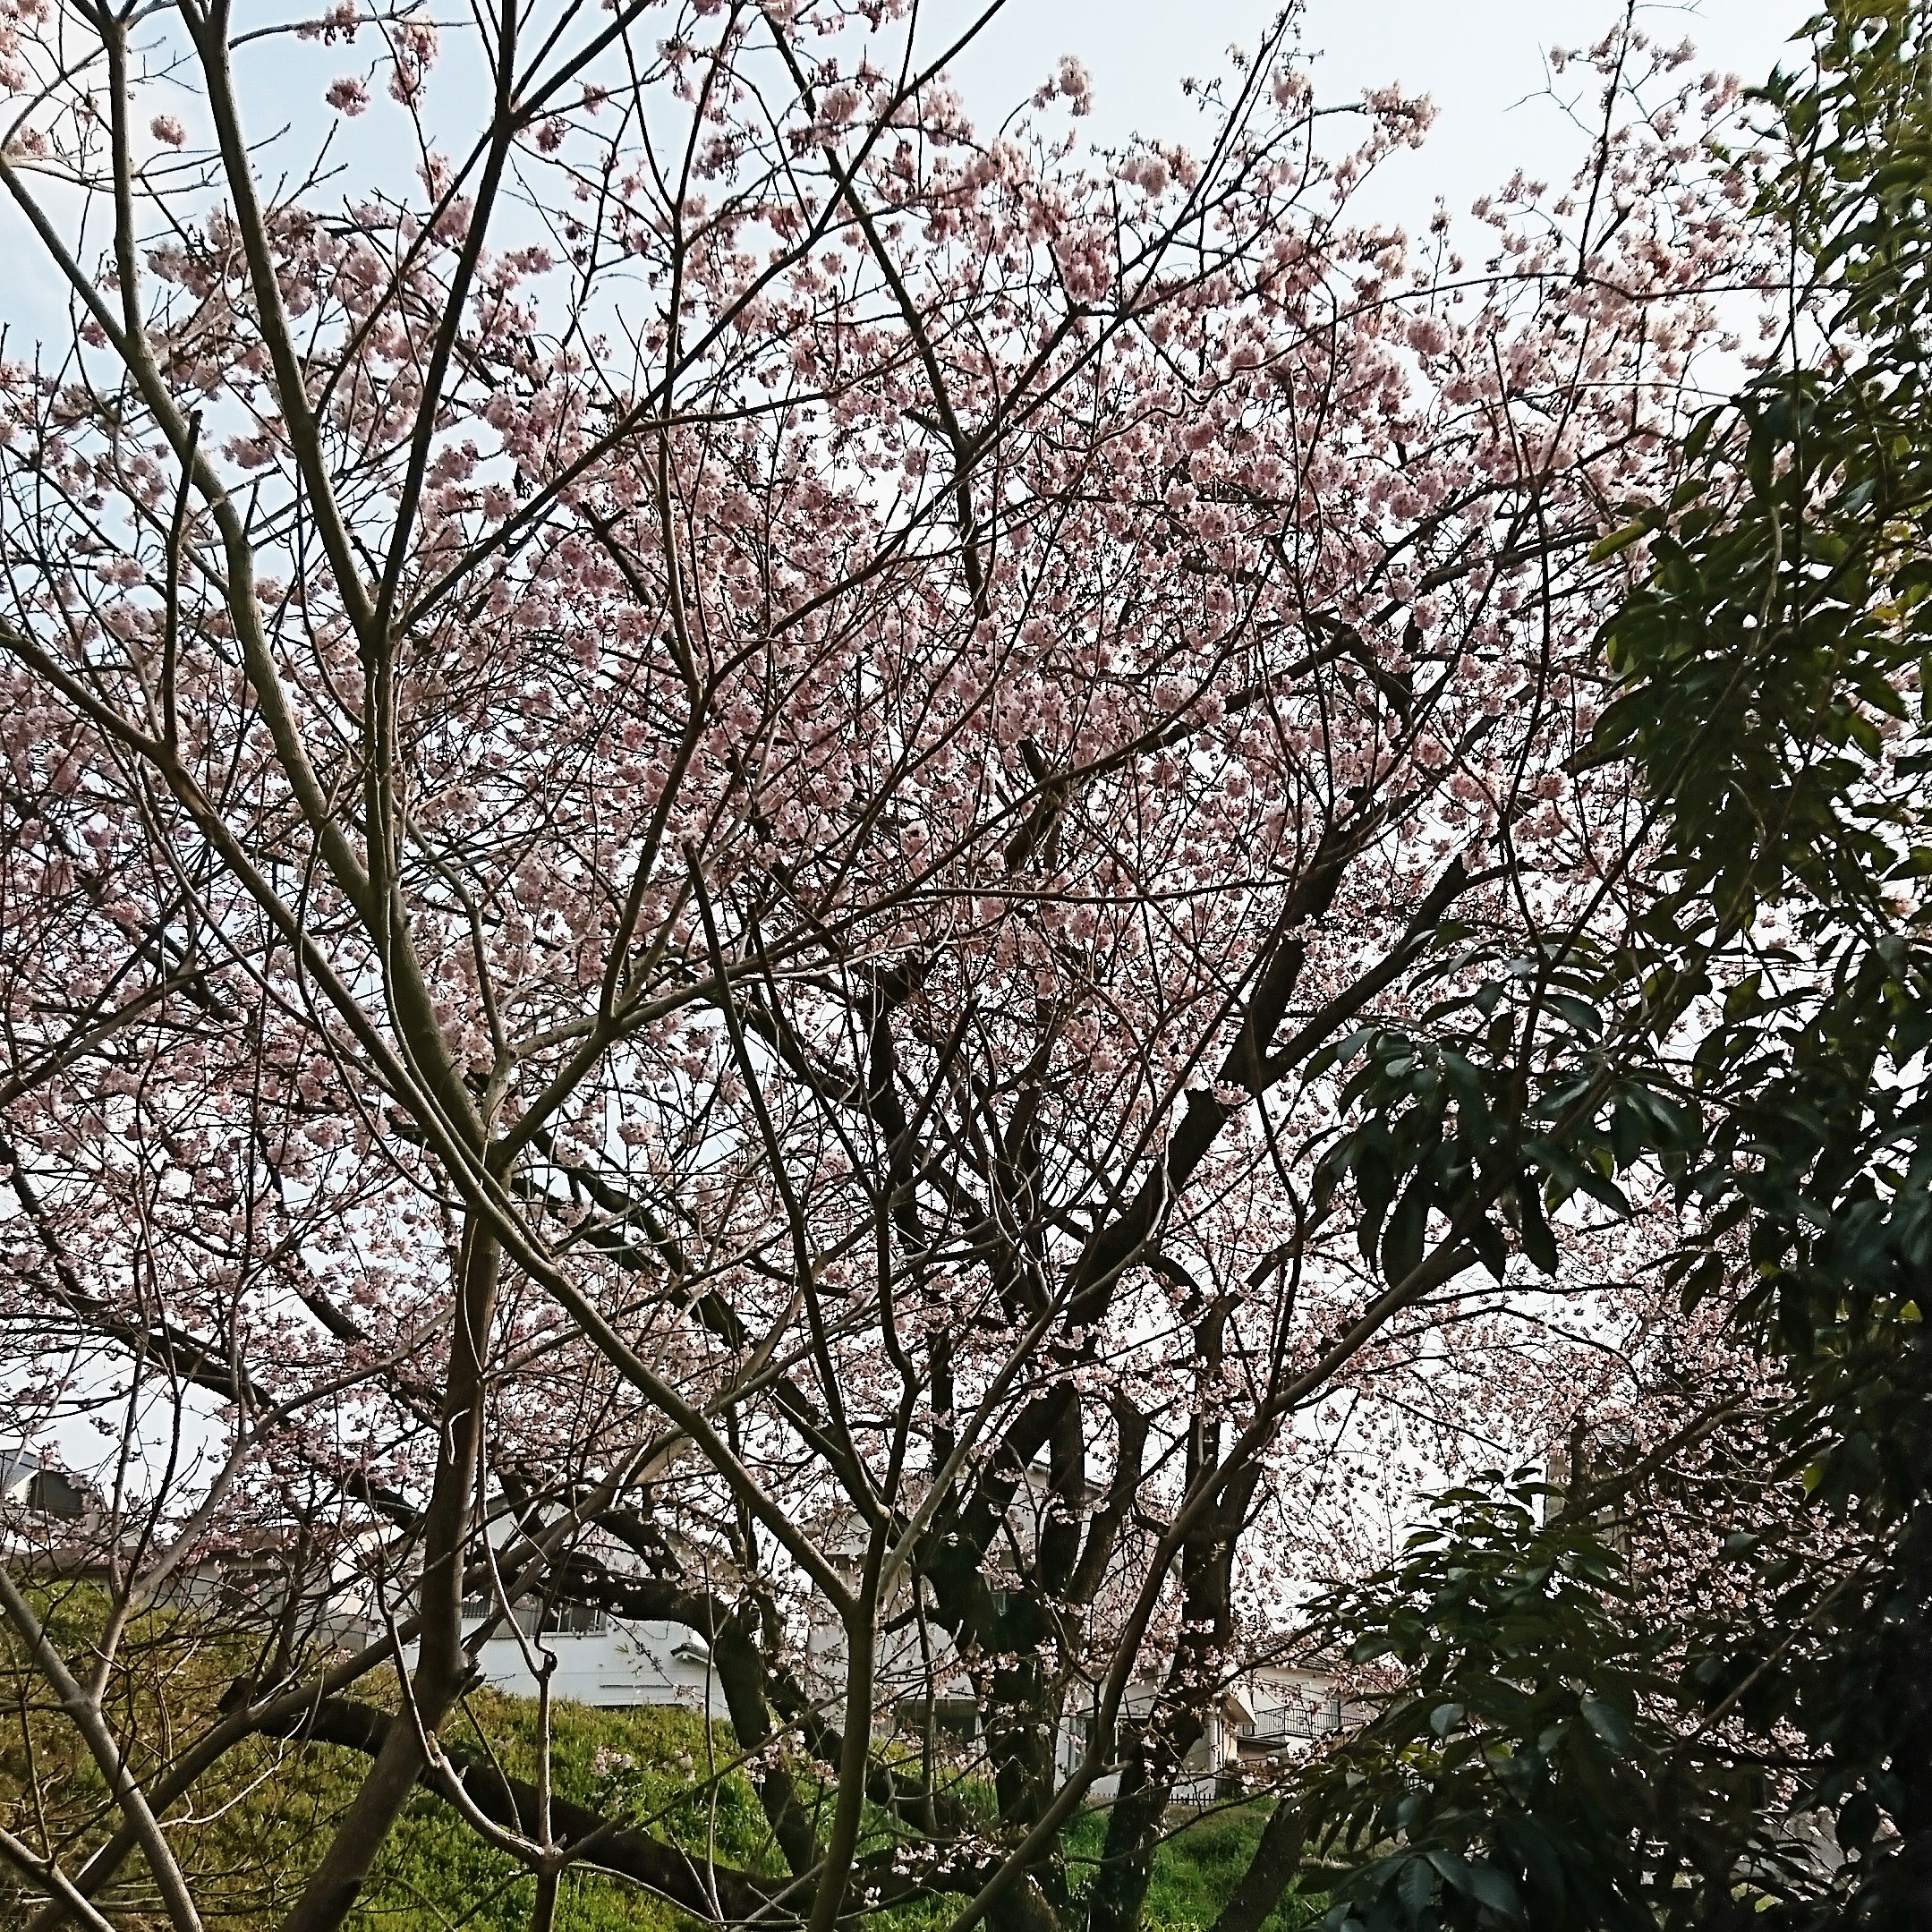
[459,1596,608,1637]
[21,1470,86,1518]
[544,1601,609,1637]
[896,1697,980,1742]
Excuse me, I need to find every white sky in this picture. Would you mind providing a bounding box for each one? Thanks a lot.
[3,1,1811,344]
[951,0,1812,219]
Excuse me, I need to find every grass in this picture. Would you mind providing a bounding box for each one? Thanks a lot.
[1062,1803,1325,1932]
[322,1705,1327,1932]
[343,1695,769,1932]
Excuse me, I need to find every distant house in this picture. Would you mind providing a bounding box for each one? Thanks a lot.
[240,1461,1363,1797]
[457,1597,731,1715]
[1231,1663,1350,1756]
[1051,1660,1358,1803]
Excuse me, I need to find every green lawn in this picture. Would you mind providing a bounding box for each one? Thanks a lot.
[340,1701,1324,1932]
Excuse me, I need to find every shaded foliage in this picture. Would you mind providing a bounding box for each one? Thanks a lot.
[1288,5,1932,1929]
[1294,1483,1773,1932]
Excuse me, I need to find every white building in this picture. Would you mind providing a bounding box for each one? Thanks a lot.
[457,1598,730,1715]
[441,1582,1352,1804]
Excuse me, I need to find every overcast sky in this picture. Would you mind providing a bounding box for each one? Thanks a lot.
[4,2,1813,341]
[951,0,1813,225]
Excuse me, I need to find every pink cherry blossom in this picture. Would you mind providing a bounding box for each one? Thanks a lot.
[0,4,1782,1925]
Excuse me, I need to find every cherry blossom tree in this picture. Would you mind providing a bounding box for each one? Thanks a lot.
[0,1,1767,1928]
